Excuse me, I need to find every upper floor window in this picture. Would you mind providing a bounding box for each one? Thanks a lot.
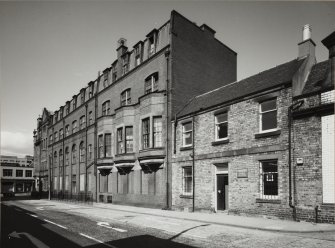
[60,108,63,119]
[117,128,124,154]
[16,170,23,177]
[102,101,111,116]
[80,115,86,130]
[182,122,193,147]
[145,72,158,94]
[65,125,70,136]
[260,160,278,199]
[81,91,85,104]
[79,142,85,163]
[66,105,70,115]
[122,56,129,76]
[148,33,157,57]
[215,112,228,140]
[153,117,162,147]
[59,149,63,165]
[259,98,277,132]
[71,144,77,164]
[98,135,104,158]
[134,45,142,66]
[72,120,78,133]
[73,98,77,110]
[54,132,58,142]
[65,147,69,166]
[88,144,92,160]
[59,129,64,140]
[54,113,58,123]
[125,126,133,153]
[54,151,58,167]
[3,169,12,177]
[142,118,150,149]
[89,111,93,125]
[25,170,32,177]
[103,71,109,88]
[49,134,53,145]
[89,84,94,98]
[104,133,112,157]
[112,67,117,82]
[120,89,131,106]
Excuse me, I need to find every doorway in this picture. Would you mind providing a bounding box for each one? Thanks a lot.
[217,174,229,210]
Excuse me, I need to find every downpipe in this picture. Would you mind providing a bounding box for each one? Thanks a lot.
[288,99,304,221]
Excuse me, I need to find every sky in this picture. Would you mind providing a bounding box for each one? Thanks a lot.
[1,1,334,157]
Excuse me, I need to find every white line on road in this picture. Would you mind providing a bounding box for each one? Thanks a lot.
[28,214,38,218]
[112,227,127,233]
[79,233,117,248]
[36,207,44,210]
[43,219,68,230]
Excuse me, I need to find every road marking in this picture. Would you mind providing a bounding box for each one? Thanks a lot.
[79,233,116,248]
[43,219,68,229]
[28,214,38,218]
[9,231,50,248]
[97,222,112,229]
[112,227,127,233]
[36,207,44,210]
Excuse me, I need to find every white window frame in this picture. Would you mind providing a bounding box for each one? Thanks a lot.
[182,166,193,196]
[259,160,279,200]
[182,122,193,147]
[215,112,228,141]
[259,98,277,133]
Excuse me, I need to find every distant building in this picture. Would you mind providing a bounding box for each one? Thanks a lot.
[0,155,34,195]
[172,27,334,223]
[33,11,237,207]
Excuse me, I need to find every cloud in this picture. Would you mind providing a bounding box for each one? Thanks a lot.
[1,131,33,157]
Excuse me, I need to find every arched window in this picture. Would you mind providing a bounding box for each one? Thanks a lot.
[65,147,69,166]
[102,101,110,116]
[54,151,57,167]
[59,149,63,165]
[144,72,159,94]
[120,89,131,106]
[71,144,77,164]
[79,142,85,163]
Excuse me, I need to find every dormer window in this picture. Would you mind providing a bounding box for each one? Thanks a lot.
[147,30,158,58]
[81,91,85,104]
[122,55,129,76]
[103,71,109,88]
[66,103,70,115]
[112,65,117,82]
[73,97,77,110]
[54,112,58,123]
[145,72,159,94]
[89,83,93,98]
[60,108,63,119]
[120,89,131,106]
[134,44,142,66]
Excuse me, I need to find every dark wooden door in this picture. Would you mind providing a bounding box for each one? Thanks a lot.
[217,174,229,210]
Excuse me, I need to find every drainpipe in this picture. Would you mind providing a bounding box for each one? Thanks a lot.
[165,49,170,209]
[85,104,88,200]
[94,82,99,203]
[62,119,65,197]
[288,99,304,221]
[192,115,195,212]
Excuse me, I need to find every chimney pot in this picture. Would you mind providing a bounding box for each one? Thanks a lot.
[302,24,312,41]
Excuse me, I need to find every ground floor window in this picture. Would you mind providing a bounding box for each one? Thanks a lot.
[182,167,193,196]
[260,160,278,199]
[80,174,85,192]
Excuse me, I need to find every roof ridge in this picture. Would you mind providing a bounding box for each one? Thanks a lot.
[194,58,299,99]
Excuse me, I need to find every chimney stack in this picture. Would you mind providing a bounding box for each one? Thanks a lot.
[298,24,316,59]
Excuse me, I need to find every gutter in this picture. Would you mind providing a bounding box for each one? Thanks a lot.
[288,99,304,221]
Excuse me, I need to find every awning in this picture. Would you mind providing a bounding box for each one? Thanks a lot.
[139,158,164,174]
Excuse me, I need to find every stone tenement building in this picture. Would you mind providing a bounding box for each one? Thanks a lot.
[33,11,237,208]
[172,27,334,223]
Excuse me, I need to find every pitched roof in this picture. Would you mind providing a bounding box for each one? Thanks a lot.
[177,58,305,118]
[301,60,333,95]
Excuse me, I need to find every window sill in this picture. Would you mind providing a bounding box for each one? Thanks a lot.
[255,129,281,139]
[256,198,281,204]
[180,194,193,199]
[212,139,229,146]
[180,146,193,151]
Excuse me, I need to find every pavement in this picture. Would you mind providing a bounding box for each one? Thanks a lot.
[17,199,335,233]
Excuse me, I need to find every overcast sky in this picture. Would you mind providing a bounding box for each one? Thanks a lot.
[1,1,334,157]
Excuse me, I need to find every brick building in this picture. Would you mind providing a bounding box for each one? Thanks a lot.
[1,155,34,196]
[33,11,237,208]
[172,27,334,223]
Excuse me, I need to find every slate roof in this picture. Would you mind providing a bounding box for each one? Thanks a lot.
[301,60,333,95]
[177,58,305,118]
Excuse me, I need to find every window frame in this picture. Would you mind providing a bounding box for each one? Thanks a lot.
[259,98,277,133]
[144,72,159,94]
[182,166,193,196]
[259,160,279,200]
[142,118,150,149]
[120,89,131,106]
[125,126,133,153]
[65,147,69,166]
[102,101,111,116]
[3,169,13,177]
[153,116,162,148]
[72,120,78,133]
[80,115,86,130]
[98,135,104,158]
[117,128,124,154]
[71,144,77,164]
[104,133,112,157]
[182,121,193,147]
[16,169,23,177]
[214,112,228,141]
[79,142,85,163]
[25,170,32,177]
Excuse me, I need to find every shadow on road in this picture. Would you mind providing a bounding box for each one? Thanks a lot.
[1,203,196,248]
